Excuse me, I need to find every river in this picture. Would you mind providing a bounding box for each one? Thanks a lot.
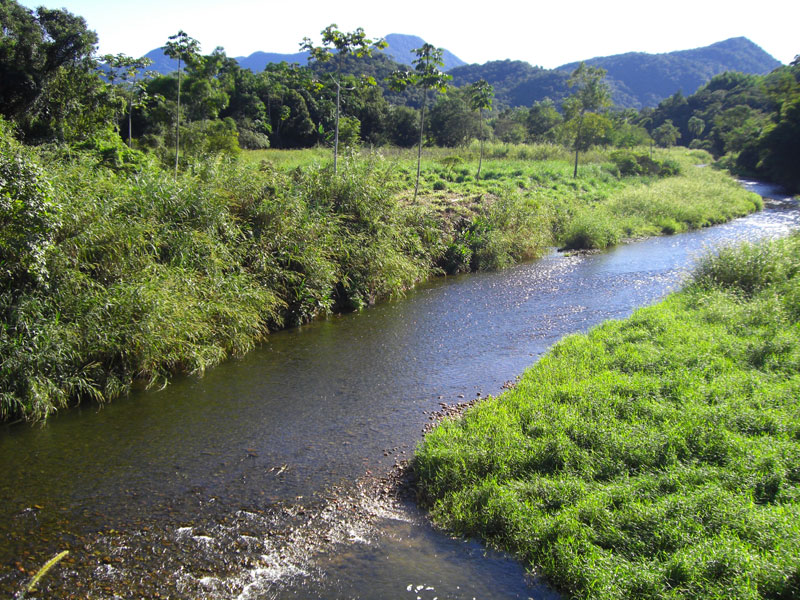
[0,181,796,599]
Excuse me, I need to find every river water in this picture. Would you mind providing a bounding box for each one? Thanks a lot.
[0,182,796,599]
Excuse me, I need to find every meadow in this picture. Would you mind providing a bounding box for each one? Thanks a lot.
[415,234,800,599]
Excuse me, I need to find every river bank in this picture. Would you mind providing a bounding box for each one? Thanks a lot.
[2,191,797,598]
[415,225,800,599]
[1,121,761,423]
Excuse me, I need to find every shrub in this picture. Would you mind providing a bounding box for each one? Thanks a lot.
[0,119,59,288]
[610,150,681,177]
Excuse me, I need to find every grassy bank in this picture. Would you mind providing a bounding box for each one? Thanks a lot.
[1,125,762,421]
[415,234,800,599]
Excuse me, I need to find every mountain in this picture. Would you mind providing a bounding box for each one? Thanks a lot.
[143,33,465,75]
[448,37,779,110]
[143,36,778,110]
[236,51,309,71]
[448,60,573,108]
[381,34,466,71]
[447,59,642,109]
[143,47,179,74]
[558,37,781,108]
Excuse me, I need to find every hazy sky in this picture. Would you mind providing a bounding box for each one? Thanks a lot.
[18,0,799,68]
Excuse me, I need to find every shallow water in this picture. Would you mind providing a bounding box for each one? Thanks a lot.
[1,181,796,599]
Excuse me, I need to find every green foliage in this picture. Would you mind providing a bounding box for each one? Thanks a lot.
[301,24,386,173]
[388,43,453,201]
[386,105,420,147]
[564,63,613,177]
[609,150,680,176]
[0,1,98,126]
[643,63,799,192]
[416,232,800,600]
[693,237,800,296]
[72,132,151,172]
[0,135,763,422]
[560,151,758,249]
[653,119,681,147]
[527,99,563,143]
[429,88,479,147]
[0,144,449,421]
[0,119,59,287]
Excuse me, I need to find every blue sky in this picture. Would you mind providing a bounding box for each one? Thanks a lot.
[18,0,799,68]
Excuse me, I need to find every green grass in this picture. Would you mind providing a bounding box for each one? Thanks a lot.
[415,234,800,599]
[0,141,436,421]
[245,145,761,253]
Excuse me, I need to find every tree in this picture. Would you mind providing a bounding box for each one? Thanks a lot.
[388,43,452,201]
[0,1,99,138]
[301,25,386,174]
[101,53,154,146]
[527,98,562,143]
[163,30,200,174]
[386,105,419,147]
[563,63,611,177]
[653,119,681,148]
[469,79,494,179]
[688,115,705,138]
[428,88,476,147]
[493,107,528,143]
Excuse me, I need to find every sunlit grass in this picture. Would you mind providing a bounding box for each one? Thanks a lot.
[415,233,800,600]
[1,131,763,421]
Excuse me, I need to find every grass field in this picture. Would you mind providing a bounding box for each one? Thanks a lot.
[415,234,800,599]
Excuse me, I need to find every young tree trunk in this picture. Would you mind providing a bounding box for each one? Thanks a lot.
[477,108,484,180]
[414,92,426,202]
[573,112,584,178]
[334,79,340,175]
[127,96,133,148]
[175,57,181,176]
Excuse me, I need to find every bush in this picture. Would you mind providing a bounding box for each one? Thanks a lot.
[0,119,59,287]
[692,236,800,296]
[560,211,621,250]
[609,150,681,177]
[237,128,271,150]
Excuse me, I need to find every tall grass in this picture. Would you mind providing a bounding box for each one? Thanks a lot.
[1,129,765,421]
[0,142,438,421]
[560,152,762,250]
[415,233,800,599]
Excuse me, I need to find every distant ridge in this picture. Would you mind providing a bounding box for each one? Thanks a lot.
[449,37,781,109]
[558,37,781,107]
[144,33,466,75]
[143,36,780,110]
[235,50,309,72]
[381,34,466,71]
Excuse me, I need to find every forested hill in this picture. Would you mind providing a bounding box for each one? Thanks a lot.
[560,37,781,107]
[145,33,465,75]
[449,37,781,109]
[448,61,574,108]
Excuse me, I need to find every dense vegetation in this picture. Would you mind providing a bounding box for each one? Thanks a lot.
[645,60,800,192]
[416,234,800,599]
[0,115,761,423]
[0,1,779,423]
[1,2,796,187]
